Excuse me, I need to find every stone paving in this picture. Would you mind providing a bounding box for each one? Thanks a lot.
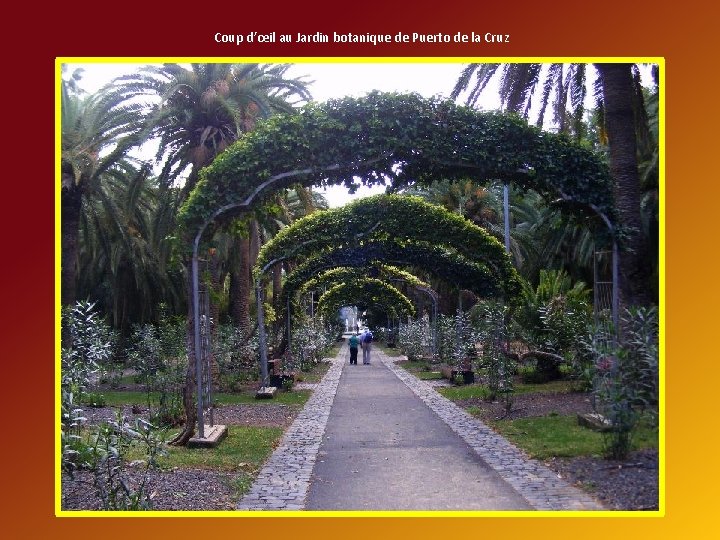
[381,353,603,510]
[237,351,345,510]
[238,344,604,511]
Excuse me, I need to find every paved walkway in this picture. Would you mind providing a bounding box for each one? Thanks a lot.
[238,343,604,512]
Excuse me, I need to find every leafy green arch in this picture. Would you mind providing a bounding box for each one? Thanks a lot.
[178,92,615,239]
[257,194,516,280]
[283,240,513,298]
[316,278,415,319]
[279,238,519,318]
[300,264,430,295]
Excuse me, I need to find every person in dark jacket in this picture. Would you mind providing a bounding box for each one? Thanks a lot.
[348,332,360,365]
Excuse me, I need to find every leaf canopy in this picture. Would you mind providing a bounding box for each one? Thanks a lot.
[178,92,615,239]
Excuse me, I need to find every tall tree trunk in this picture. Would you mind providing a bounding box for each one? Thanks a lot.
[170,259,198,446]
[596,63,653,308]
[61,171,83,307]
[250,220,261,269]
[230,234,251,335]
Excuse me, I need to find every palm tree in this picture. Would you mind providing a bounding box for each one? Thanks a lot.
[111,63,311,194]
[451,63,592,137]
[452,62,657,307]
[594,63,653,307]
[111,62,312,330]
[77,164,185,333]
[111,63,312,445]
[61,73,146,306]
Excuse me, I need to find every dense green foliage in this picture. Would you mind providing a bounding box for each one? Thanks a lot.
[316,278,414,319]
[300,264,429,295]
[259,195,522,334]
[179,92,615,238]
[258,195,516,279]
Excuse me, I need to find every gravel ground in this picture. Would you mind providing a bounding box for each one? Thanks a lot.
[545,449,659,510]
[62,468,238,511]
[81,402,299,428]
[61,403,300,511]
[454,391,659,511]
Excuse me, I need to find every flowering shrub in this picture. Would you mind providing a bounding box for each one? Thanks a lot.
[61,302,166,511]
[82,413,166,510]
[399,316,429,361]
[472,301,515,406]
[61,301,115,475]
[128,313,187,427]
[214,324,259,389]
[290,315,336,371]
[585,307,659,459]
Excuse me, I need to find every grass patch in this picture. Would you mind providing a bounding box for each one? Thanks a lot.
[159,426,283,471]
[396,359,434,372]
[514,379,578,395]
[324,343,342,358]
[296,360,331,383]
[438,384,492,401]
[375,344,402,357]
[417,371,443,380]
[100,391,152,406]
[121,425,284,498]
[490,414,658,460]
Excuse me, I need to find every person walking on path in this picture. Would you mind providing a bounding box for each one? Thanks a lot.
[348,332,360,365]
[361,328,373,365]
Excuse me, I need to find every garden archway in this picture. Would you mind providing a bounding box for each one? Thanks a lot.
[176,92,616,444]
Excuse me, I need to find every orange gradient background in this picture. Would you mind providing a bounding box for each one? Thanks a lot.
[5,0,718,537]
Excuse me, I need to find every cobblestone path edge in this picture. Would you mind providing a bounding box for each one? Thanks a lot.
[237,350,346,510]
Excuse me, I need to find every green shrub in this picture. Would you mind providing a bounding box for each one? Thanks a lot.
[515,270,593,381]
[61,301,115,476]
[81,392,107,408]
[398,316,429,361]
[86,413,167,510]
[586,307,659,460]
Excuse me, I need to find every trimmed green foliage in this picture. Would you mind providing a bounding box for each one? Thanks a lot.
[180,92,614,239]
[301,265,429,295]
[261,195,521,309]
[317,278,414,320]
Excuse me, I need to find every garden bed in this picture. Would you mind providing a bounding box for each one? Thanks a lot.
[451,389,659,511]
[61,403,301,511]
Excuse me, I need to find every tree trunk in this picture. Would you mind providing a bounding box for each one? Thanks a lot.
[169,261,197,446]
[61,171,83,307]
[596,63,653,308]
[230,234,251,335]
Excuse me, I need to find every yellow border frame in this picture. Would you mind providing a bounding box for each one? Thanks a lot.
[55,56,665,519]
